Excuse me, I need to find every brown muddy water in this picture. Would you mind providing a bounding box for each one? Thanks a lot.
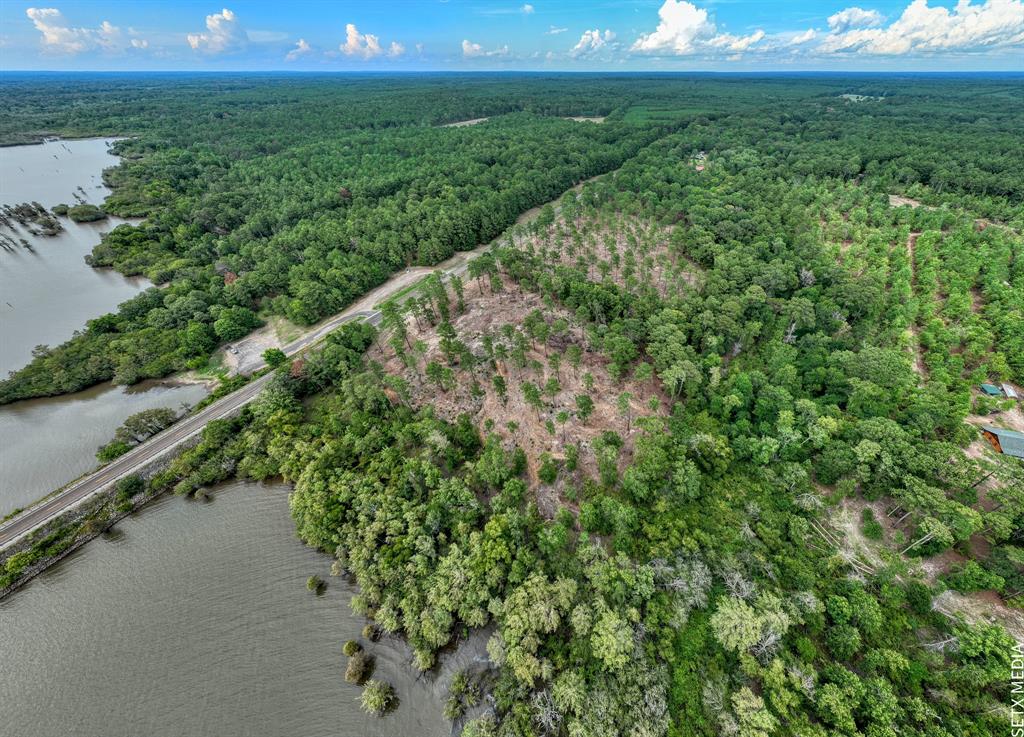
[0,142,483,735]
[0,480,480,737]
[0,138,209,512]
[0,379,209,515]
[0,138,147,374]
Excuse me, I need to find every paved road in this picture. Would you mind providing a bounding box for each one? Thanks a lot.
[0,174,583,550]
[0,207,519,552]
[0,308,380,549]
[0,245,487,550]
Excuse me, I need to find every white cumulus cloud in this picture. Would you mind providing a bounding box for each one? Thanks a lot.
[546,26,568,35]
[521,4,535,14]
[819,0,1024,55]
[827,7,884,33]
[341,23,382,58]
[338,24,404,59]
[26,7,133,54]
[187,7,247,54]
[285,38,311,61]
[706,28,765,51]
[631,0,765,55]
[462,39,509,57]
[790,28,817,45]
[571,28,616,56]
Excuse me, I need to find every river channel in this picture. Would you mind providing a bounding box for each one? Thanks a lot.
[0,480,467,737]
[0,138,208,513]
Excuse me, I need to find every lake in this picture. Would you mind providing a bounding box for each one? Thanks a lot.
[0,138,208,512]
[0,481,469,737]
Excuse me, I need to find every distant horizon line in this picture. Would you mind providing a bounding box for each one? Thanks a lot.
[3,69,1023,76]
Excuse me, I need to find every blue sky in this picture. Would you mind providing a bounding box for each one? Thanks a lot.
[2,1,1022,71]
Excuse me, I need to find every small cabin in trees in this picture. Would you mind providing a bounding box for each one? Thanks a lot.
[979,383,1003,397]
[980,425,1024,460]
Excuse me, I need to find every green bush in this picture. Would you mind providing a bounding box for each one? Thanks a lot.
[359,679,396,716]
[943,561,1005,593]
[67,203,107,222]
[342,639,362,657]
[97,440,131,463]
[115,475,145,502]
[444,695,465,721]
[538,453,559,484]
[345,651,373,684]
[905,582,933,615]
[861,508,884,540]
[263,348,288,368]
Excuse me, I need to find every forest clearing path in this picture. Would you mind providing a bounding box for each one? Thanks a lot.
[440,117,489,128]
[905,231,928,381]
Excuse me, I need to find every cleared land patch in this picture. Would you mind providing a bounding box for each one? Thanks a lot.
[509,210,703,298]
[441,117,489,128]
[372,275,666,517]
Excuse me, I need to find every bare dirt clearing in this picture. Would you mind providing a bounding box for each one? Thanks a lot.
[889,194,929,209]
[371,277,666,516]
[967,401,1024,434]
[934,589,1024,643]
[828,491,1024,643]
[221,316,301,376]
[828,498,889,573]
[441,118,489,128]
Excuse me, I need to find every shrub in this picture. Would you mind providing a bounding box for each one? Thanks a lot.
[343,639,362,657]
[359,679,396,716]
[97,440,132,463]
[538,453,559,484]
[263,348,288,368]
[943,561,1005,593]
[861,508,884,540]
[306,575,325,594]
[67,203,107,222]
[450,669,470,696]
[444,695,465,721]
[345,651,373,684]
[362,623,381,642]
[905,581,933,615]
[115,475,145,502]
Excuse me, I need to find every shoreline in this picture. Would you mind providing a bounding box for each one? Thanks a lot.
[0,134,131,149]
[0,165,620,586]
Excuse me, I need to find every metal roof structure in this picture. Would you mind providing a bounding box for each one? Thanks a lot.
[981,425,1024,459]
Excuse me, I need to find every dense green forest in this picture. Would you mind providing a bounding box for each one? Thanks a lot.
[2,74,1023,736]
[1,74,1022,402]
